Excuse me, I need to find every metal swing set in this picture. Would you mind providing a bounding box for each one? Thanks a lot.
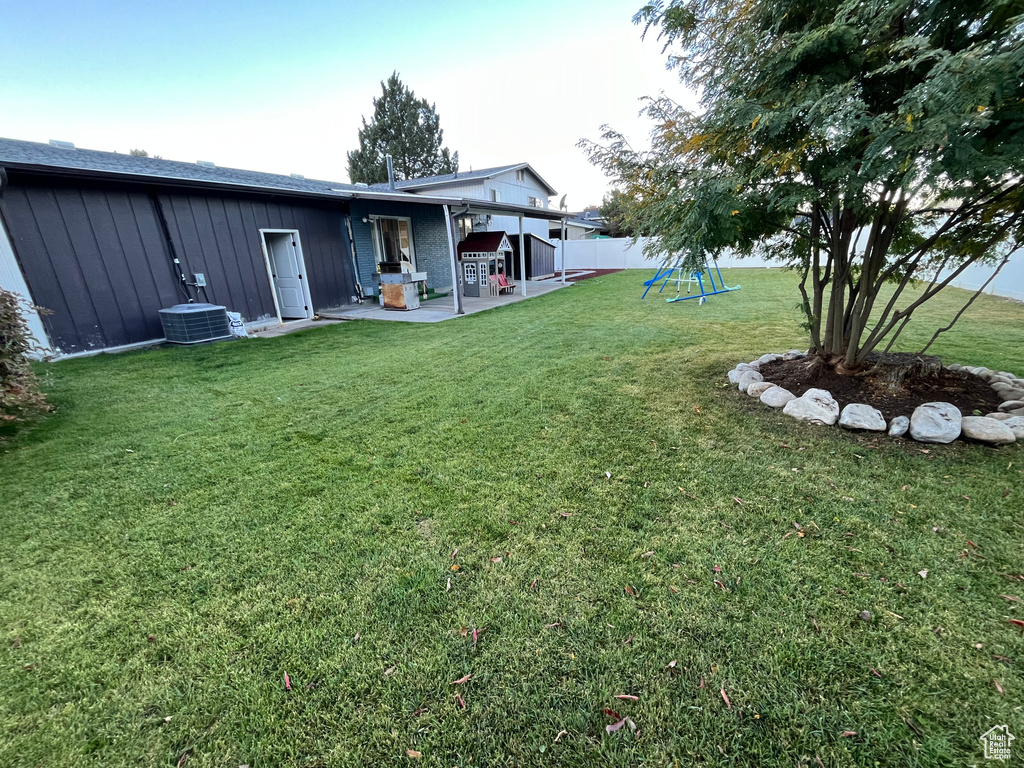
[641,255,741,303]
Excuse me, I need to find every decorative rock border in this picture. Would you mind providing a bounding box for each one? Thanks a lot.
[729,353,1024,447]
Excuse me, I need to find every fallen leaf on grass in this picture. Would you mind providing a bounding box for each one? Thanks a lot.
[554,729,568,742]
[624,585,636,597]
[623,635,633,645]
[666,660,677,669]
[700,678,706,689]
[544,622,561,629]
[720,689,732,709]
[904,718,924,737]
[669,585,679,594]
[734,497,744,505]
[490,557,502,563]
[353,632,360,644]
[459,627,468,637]
[605,471,612,480]
[1009,619,1024,628]
[918,569,928,579]
[713,565,722,573]
[842,730,857,737]
[284,672,291,691]
[446,578,452,592]
[456,693,466,709]
[966,539,979,550]
[1001,595,1020,602]
[714,580,727,591]
[406,749,422,758]
[993,679,1005,695]
[603,708,622,720]
[529,578,538,590]
[606,718,627,734]
[451,674,472,685]
[176,749,192,767]
[641,551,654,558]
[450,565,460,571]
[870,668,882,678]
[614,694,639,701]
[559,512,572,518]
[384,666,397,676]
[472,627,486,645]
[993,655,1014,664]
[451,548,458,560]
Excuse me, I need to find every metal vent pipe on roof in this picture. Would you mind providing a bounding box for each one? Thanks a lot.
[386,154,395,192]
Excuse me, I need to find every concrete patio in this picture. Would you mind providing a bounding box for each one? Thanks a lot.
[318,279,571,323]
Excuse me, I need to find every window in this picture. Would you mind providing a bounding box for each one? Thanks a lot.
[527,196,544,208]
[457,216,474,242]
[371,217,414,268]
[490,189,501,202]
[516,169,526,182]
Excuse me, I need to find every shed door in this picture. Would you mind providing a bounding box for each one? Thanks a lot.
[265,233,307,319]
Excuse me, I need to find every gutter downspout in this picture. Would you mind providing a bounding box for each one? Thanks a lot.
[343,212,365,302]
[149,191,194,302]
[444,204,466,315]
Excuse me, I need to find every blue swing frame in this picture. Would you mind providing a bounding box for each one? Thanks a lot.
[641,258,741,302]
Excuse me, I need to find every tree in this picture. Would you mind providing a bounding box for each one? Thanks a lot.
[0,289,50,423]
[583,0,1024,375]
[129,149,148,157]
[347,73,458,185]
[598,189,639,237]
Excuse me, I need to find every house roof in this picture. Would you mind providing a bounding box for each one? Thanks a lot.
[0,137,366,197]
[0,137,574,220]
[376,162,558,196]
[457,231,513,256]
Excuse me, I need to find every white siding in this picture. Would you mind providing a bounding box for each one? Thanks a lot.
[0,215,52,354]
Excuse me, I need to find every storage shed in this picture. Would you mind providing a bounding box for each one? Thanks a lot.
[507,233,556,280]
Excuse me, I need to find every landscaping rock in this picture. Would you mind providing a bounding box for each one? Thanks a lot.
[1002,416,1024,440]
[727,368,743,385]
[1008,407,1024,417]
[738,370,764,393]
[756,353,781,366]
[947,363,963,371]
[999,391,1024,404]
[888,415,910,437]
[839,403,887,431]
[783,350,805,361]
[999,400,1024,412]
[747,381,776,398]
[858,611,873,622]
[760,386,797,409]
[782,388,840,425]
[736,362,758,372]
[991,382,1014,393]
[960,416,1016,446]
[909,402,962,444]
[986,412,1013,421]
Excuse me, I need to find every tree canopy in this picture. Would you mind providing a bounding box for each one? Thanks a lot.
[598,189,640,237]
[347,73,458,185]
[584,0,1024,371]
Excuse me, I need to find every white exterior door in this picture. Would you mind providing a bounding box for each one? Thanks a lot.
[266,233,307,319]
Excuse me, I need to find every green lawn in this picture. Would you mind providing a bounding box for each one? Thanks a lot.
[1,269,1022,767]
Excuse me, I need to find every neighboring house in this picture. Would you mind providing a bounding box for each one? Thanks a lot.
[551,214,608,241]
[0,138,570,357]
[377,163,558,244]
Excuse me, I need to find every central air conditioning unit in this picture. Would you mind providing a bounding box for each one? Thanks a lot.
[158,303,233,345]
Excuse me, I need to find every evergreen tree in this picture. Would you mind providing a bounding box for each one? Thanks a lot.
[584,0,1024,374]
[347,73,458,185]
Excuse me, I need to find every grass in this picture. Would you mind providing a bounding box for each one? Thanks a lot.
[1,269,1022,767]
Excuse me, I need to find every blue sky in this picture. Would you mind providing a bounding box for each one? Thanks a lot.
[1,0,694,206]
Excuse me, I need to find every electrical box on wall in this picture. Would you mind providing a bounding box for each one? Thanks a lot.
[194,273,207,287]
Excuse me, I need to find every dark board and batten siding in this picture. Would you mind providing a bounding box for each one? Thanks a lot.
[0,174,356,354]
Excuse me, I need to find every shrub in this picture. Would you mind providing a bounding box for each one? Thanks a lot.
[0,288,50,421]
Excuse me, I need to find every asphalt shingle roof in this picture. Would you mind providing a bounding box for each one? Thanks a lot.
[0,137,363,197]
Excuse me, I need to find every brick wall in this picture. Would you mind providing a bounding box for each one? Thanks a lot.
[348,200,455,294]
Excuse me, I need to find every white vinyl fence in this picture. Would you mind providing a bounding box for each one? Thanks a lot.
[559,237,1023,302]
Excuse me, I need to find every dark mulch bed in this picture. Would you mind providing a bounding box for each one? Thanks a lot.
[551,269,624,282]
[759,358,1003,421]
